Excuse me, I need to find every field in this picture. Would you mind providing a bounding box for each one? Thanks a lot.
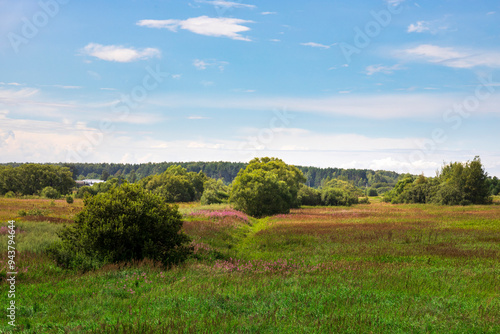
[1,197,499,333]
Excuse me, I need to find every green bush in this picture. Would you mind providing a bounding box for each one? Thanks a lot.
[52,184,192,269]
[321,188,358,206]
[41,186,60,199]
[46,241,103,272]
[75,186,96,199]
[368,188,378,197]
[4,191,15,198]
[18,208,50,216]
[297,185,322,206]
[230,157,305,217]
[201,179,229,205]
[358,196,370,204]
[65,195,74,204]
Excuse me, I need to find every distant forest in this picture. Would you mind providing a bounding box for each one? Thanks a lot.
[1,161,401,193]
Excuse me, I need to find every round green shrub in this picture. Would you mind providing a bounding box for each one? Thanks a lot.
[65,195,74,204]
[41,186,60,199]
[230,157,305,217]
[55,184,192,268]
[4,191,15,198]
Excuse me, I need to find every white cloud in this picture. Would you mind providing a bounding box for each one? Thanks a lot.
[193,59,228,71]
[187,116,211,120]
[407,19,449,34]
[152,92,500,120]
[407,21,430,33]
[369,157,441,173]
[81,43,161,63]
[269,39,281,42]
[117,113,165,125]
[487,11,495,15]
[233,89,256,93]
[300,42,331,49]
[0,82,23,86]
[399,44,500,68]
[366,64,403,75]
[44,85,82,89]
[137,16,253,41]
[196,0,255,9]
[261,12,277,15]
[0,87,39,101]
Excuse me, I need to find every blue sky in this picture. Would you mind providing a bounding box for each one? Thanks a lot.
[0,0,499,176]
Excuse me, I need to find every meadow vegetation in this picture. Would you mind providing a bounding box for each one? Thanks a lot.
[0,158,499,332]
[1,196,499,333]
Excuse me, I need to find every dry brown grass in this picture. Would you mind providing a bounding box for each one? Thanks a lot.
[0,197,83,222]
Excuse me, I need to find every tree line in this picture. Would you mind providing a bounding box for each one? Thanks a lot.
[0,161,400,192]
[0,164,75,197]
[1,158,496,209]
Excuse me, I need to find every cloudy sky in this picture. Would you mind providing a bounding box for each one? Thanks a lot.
[1,0,499,176]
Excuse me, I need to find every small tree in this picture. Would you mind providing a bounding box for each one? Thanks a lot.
[54,184,192,268]
[41,186,60,199]
[230,158,305,217]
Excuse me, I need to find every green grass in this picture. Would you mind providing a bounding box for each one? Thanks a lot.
[0,221,65,253]
[1,201,499,333]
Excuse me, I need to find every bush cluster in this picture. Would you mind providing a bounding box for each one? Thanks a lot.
[383,157,491,205]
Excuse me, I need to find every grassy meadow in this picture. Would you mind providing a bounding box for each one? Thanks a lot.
[1,197,499,333]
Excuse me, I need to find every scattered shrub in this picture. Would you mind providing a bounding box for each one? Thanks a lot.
[358,197,370,204]
[52,183,192,269]
[65,195,74,204]
[368,188,378,197]
[18,208,50,216]
[230,157,305,217]
[321,188,358,206]
[75,185,96,198]
[4,191,15,198]
[41,186,60,199]
[297,185,322,206]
